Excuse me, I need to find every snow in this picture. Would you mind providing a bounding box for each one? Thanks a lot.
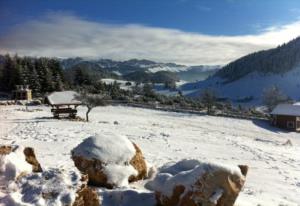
[148,65,188,73]
[209,188,224,204]
[1,105,300,205]
[0,145,32,183]
[72,134,135,164]
[181,65,300,105]
[271,104,300,116]
[47,91,81,105]
[145,159,242,197]
[99,188,156,206]
[3,168,81,206]
[103,164,138,187]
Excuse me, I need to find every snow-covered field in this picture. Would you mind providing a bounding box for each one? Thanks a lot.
[1,105,300,206]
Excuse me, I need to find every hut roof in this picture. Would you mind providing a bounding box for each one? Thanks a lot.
[271,104,300,116]
[47,91,81,106]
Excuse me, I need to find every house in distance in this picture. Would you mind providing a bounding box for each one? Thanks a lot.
[270,103,300,131]
[12,85,32,101]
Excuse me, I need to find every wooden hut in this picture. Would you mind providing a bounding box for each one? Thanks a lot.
[270,104,300,131]
[46,91,82,118]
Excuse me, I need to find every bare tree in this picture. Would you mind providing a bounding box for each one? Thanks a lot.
[262,85,290,112]
[75,93,110,122]
[200,88,217,114]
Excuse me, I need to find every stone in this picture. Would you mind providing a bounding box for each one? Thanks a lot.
[23,147,43,172]
[147,160,248,206]
[71,134,147,188]
[0,145,12,155]
[73,175,101,206]
[129,143,147,182]
[0,145,42,173]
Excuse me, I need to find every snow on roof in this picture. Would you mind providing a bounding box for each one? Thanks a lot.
[47,91,81,105]
[271,104,300,116]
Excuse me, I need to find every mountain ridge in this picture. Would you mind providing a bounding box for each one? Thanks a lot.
[180,36,300,104]
[215,37,300,83]
[60,58,220,83]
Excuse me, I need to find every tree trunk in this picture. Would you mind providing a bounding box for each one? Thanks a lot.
[207,105,211,114]
[86,106,92,122]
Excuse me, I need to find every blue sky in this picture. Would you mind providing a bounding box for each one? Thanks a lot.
[1,0,300,65]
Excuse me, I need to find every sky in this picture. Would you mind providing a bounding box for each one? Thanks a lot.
[1,0,300,65]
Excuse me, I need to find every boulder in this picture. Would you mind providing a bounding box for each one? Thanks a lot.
[0,145,42,175]
[23,147,43,172]
[145,159,248,206]
[0,145,42,172]
[71,133,147,188]
[73,175,100,206]
[129,143,147,182]
[0,145,36,193]
[0,145,12,155]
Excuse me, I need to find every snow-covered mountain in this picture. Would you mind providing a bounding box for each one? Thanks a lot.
[60,58,184,75]
[181,66,300,104]
[60,58,220,82]
[180,37,300,104]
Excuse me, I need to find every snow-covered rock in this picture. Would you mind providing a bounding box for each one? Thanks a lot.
[0,145,32,190]
[71,133,147,188]
[23,147,43,173]
[145,159,248,206]
[0,145,43,205]
[73,175,100,206]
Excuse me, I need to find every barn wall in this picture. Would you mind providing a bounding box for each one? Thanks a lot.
[274,115,297,130]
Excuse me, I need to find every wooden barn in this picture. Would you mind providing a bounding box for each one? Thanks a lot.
[270,104,300,131]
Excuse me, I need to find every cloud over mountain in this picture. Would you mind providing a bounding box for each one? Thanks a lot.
[1,12,300,65]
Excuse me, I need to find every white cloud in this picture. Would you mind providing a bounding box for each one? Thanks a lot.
[1,12,300,65]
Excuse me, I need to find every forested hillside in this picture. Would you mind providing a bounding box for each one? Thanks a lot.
[216,37,300,82]
[63,62,119,86]
[0,54,65,95]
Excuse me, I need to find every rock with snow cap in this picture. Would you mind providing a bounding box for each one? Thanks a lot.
[0,145,42,181]
[71,133,147,188]
[145,159,248,206]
